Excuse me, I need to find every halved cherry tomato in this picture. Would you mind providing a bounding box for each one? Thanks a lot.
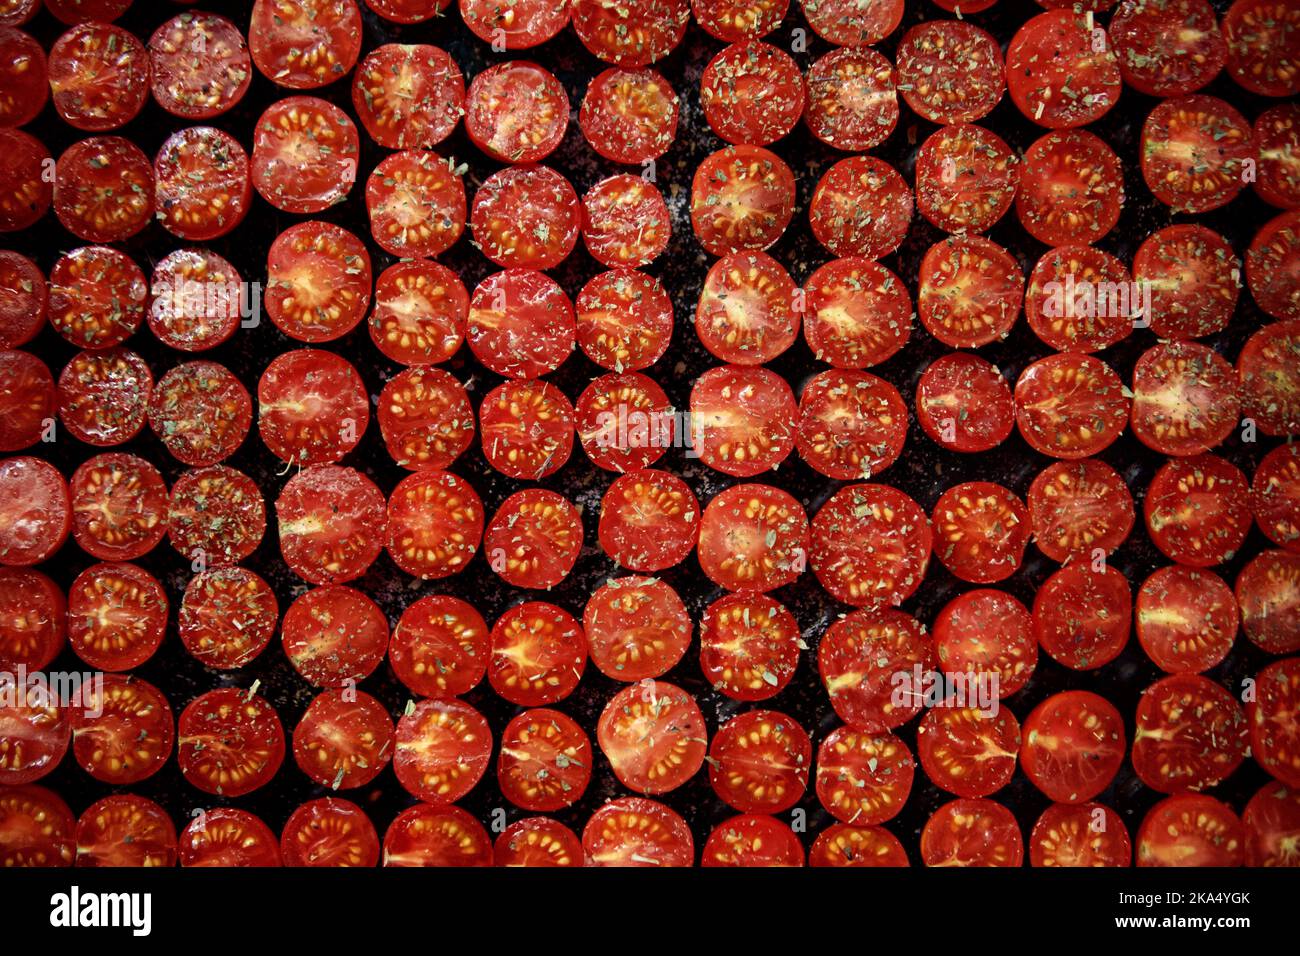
[494,817,583,867]
[0,128,50,232]
[1034,564,1131,670]
[1007,10,1121,128]
[177,688,285,797]
[692,0,787,41]
[385,469,482,580]
[931,481,1030,585]
[277,466,385,585]
[1028,458,1134,563]
[45,0,131,24]
[178,567,278,669]
[918,705,1020,799]
[54,136,153,243]
[351,43,463,150]
[1237,551,1300,653]
[47,23,148,132]
[1243,781,1300,866]
[293,689,394,789]
[1022,691,1126,803]
[816,726,913,825]
[916,354,1015,454]
[56,356,146,447]
[461,0,570,48]
[708,709,809,813]
[0,0,36,25]
[148,360,252,466]
[1133,674,1247,793]
[1132,224,1239,340]
[598,680,706,794]
[252,96,359,214]
[702,41,804,146]
[0,786,74,867]
[497,707,591,811]
[918,236,1022,349]
[803,257,911,367]
[580,67,679,164]
[810,824,907,867]
[1137,565,1238,672]
[389,594,488,697]
[1131,341,1239,455]
[383,804,492,867]
[0,457,69,566]
[1137,794,1245,866]
[281,798,379,868]
[698,483,808,592]
[265,221,372,343]
[0,696,68,785]
[1251,656,1300,786]
[1014,353,1129,459]
[378,367,474,471]
[1111,0,1226,96]
[0,27,45,128]
[0,567,64,671]
[70,453,167,561]
[702,814,803,867]
[696,251,799,365]
[0,351,50,452]
[366,151,466,259]
[583,576,690,681]
[370,261,468,366]
[811,484,932,609]
[804,46,895,153]
[479,379,574,479]
[1255,103,1300,209]
[489,601,586,705]
[484,488,582,589]
[1145,453,1250,566]
[916,125,1016,235]
[367,0,451,22]
[575,370,671,471]
[1025,245,1134,352]
[249,0,362,90]
[48,246,146,350]
[699,591,799,699]
[167,465,266,567]
[149,11,251,119]
[466,61,568,163]
[1223,0,1300,97]
[819,607,932,730]
[597,468,699,572]
[1141,95,1254,213]
[0,251,45,348]
[921,799,1023,867]
[1029,803,1131,867]
[933,589,1037,698]
[801,0,900,45]
[583,797,693,866]
[689,364,797,477]
[68,562,166,671]
[179,808,280,867]
[154,126,251,241]
[796,369,906,480]
[471,165,580,270]
[76,795,177,868]
[691,144,795,256]
[1247,213,1300,322]
[258,349,368,467]
[1016,130,1124,246]
[1238,320,1300,436]
[896,20,1003,125]
[582,175,670,268]
[467,269,575,379]
[1253,443,1300,551]
[809,156,912,260]
[571,0,689,67]
[148,249,243,352]
[71,674,172,784]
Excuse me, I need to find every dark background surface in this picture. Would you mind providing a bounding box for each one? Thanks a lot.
[8,0,1290,861]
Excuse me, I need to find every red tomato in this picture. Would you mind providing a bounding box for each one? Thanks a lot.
[394,697,492,803]
[896,20,1004,125]
[180,808,281,867]
[47,246,146,350]
[489,601,586,705]
[1022,691,1126,803]
[249,0,362,89]
[0,351,51,452]
[1133,674,1247,793]
[804,46,895,152]
[576,371,671,471]
[697,483,808,592]
[1137,565,1238,672]
[696,251,798,365]
[1247,214,1300,322]
[1016,130,1124,246]
[299,693,395,791]
[366,151,466,259]
[691,144,795,256]
[47,23,148,132]
[689,365,797,477]
[933,589,1037,698]
[1027,458,1134,563]
[1251,656,1300,786]
[804,256,912,367]
[801,0,900,45]
[465,61,567,163]
[708,709,809,813]
[576,269,673,371]
[377,367,474,471]
[579,67,679,164]
[0,457,69,566]
[154,126,251,241]
[0,0,36,24]
[59,353,146,439]
[916,125,1016,235]
[178,567,278,669]
[148,360,252,466]
[701,41,804,146]
[148,249,243,352]
[281,798,379,868]
[479,379,575,479]
[796,369,906,480]
[282,585,388,687]
[467,270,574,379]
[571,0,689,67]
[918,705,1021,799]
[1243,780,1300,866]
[1132,224,1239,339]
[0,28,45,128]
[1029,803,1131,867]
[1131,341,1239,455]
[69,453,167,561]
[1111,0,1226,96]
[71,674,172,784]
[699,591,800,700]
[149,12,251,120]
[583,576,690,681]
[258,350,368,467]
[497,707,591,811]
[819,607,933,731]
[0,128,51,232]
[0,567,64,671]
[1137,794,1245,866]
[351,43,463,149]
[0,251,46,348]
[810,483,932,609]
[1223,0,1300,96]
[810,824,907,867]
[1141,95,1254,213]
[54,136,153,243]
[1255,103,1300,209]
[45,0,131,24]
[809,156,912,260]
[598,680,706,794]
[0,696,68,785]
[916,355,1014,456]
[692,0,787,41]
[1007,11,1121,128]
[815,726,913,825]
[367,0,451,22]
[277,466,386,585]
[494,817,583,867]
[264,221,372,343]
[1254,444,1300,551]
[597,468,699,572]
[471,165,579,270]
[1145,454,1250,566]
[484,488,582,589]
[177,688,285,797]
[370,261,468,366]
[251,96,359,214]
[583,797,693,866]
[1014,353,1129,459]
[461,0,570,47]
[0,786,74,867]
[582,175,671,268]
[702,814,804,867]
[1024,245,1133,353]
[921,798,1022,867]
[167,465,266,567]
[931,482,1029,585]
[68,562,166,671]
[1239,321,1300,437]
[917,236,1023,349]
[1034,564,1131,670]
[389,594,488,697]
[76,795,177,868]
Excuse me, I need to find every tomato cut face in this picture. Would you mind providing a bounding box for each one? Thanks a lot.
[692,0,788,41]
[251,96,359,214]
[1034,564,1131,670]
[1243,781,1300,866]
[583,797,694,867]
[1014,353,1130,460]
[1251,657,1300,787]
[0,457,70,566]
[896,20,1003,125]
[1247,213,1300,323]
[921,799,1023,867]
[1111,0,1226,96]
[461,0,570,48]
[383,804,492,867]
[702,814,804,867]
[47,23,149,132]
[149,12,252,119]
[810,483,933,609]
[277,466,385,585]
[918,236,1022,349]
[54,136,153,243]
[689,365,797,477]
[816,727,914,825]
[479,381,573,482]
[804,46,895,153]
[1025,245,1134,353]
[366,0,451,22]
[1254,443,1300,552]
[1132,224,1240,340]
[916,125,1017,235]
[598,680,706,794]
[1224,0,1300,96]
[580,67,679,164]
[265,221,372,343]
[177,688,285,797]
[1007,10,1121,128]
[1029,803,1131,867]
[70,453,168,562]
[45,0,131,24]
[148,249,244,352]
[1141,95,1253,213]
[701,41,805,146]
[385,470,483,580]
[389,594,489,698]
[179,567,279,670]
[1132,341,1239,456]
[696,251,799,366]
[918,706,1021,799]
[0,786,75,867]
[48,246,146,351]
[366,151,466,259]
[571,0,690,67]
[497,707,591,811]
[60,352,143,442]
[148,360,252,466]
[1027,458,1135,564]
[394,697,492,803]
[708,710,809,813]
[818,607,933,731]
[258,349,369,467]
[484,488,583,589]
[1137,565,1238,673]
[0,568,65,672]
[576,371,671,472]
[809,156,912,260]
[489,602,586,706]
[352,43,463,150]
[933,589,1037,698]
[916,353,1015,454]
[0,696,69,786]
[801,0,901,45]
[0,28,46,128]
[281,798,379,868]
[467,270,575,379]
[583,576,690,681]
[76,795,178,868]
[803,257,912,368]
[598,468,699,573]
[495,817,584,868]
[378,367,474,471]
[1016,130,1124,246]
[691,144,796,257]
[0,129,51,233]
[810,824,907,867]
[0,351,51,452]
[1237,551,1300,654]
[167,465,266,567]
[931,481,1030,585]
[249,0,362,90]
[471,165,580,270]
[698,483,809,593]
[180,808,281,867]
[1239,320,1300,437]
[1137,794,1245,866]
[0,0,36,24]
[370,261,468,367]
[1255,103,1300,209]
[154,126,252,241]
[582,175,671,269]
[71,674,173,785]
[0,251,46,349]
[1145,454,1250,566]
[796,369,906,480]
[68,562,167,672]
[1021,691,1126,803]
[1133,675,1248,793]
[466,61,568,164]
[700,591,800,700]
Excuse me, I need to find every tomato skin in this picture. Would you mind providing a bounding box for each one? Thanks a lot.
[583,797,694,867]
[0,567,65,671]
[281,798,379,868]
[352,43,463,150]
[0,350,52,452]
[703,814,804,867]
[0,696,69,785]
[485,488,583,589]
[809,156,912,260]
[167,466,266,568]
[282,585,389,687]
[1016,130,1124,246]
[249,0,362,90]
[1145,454,1250,567]
[583,576,690,681]
[149,12,252,120]
[580,68,679,165]
[0,456,71,566]
[489,601,586,706]
[1223,0,1300,97]
[1027,459,1134,564]
[1034,564,1131,671]
[71,674,174,785]
[252,97,359,215]
[698,483,809,593]
[148,249,244,352]
[383,803,493,867]
[1238,320,1300,435]
[1132,674,1248,793]
[571,0,690,67]
[465,61,568,164]
[1014,353,1130,460]
[178,567,278,670]
[690,365,797,477]
[921,799,1023,867]
[933,589,1037,699]
[810,483,933,609]
[76,795,178,868]
[708,709,810,813]
[0,786,75,867]
[179,808,281,867]
[701,41,805,147]
[0,128,51,233]
[597,680,706,795]
[0,251,46,349]
[497,707,591,811]
[264,221,373,343]
[931,481,1030,585]
[293,690,394,790]
[1006,10,1121,128]
[1252,444,1300,552]
[177,688,285,798]
[1132,224,1240,340]
[54,136,154,243]
[1111,0,1226,97]
[1141,95,1254,214]
[1137,794,1245,866]
[801,0,901,46]
[1029,803,1131,867]
[690,144,796,257]
[582,175,671,269]
[370,261,468,367]
[479,379,575,480]
[1250,656,1300,787]
[1021,691,1126,804]
[48,23,149,132]
[1137,565,1238,673]
[803,257,912,368]
[494,817,584,867]
[148,360,252,467]
[598,468,699,573]
[1243,780,1300,866]
[810,824,908,867]
[470,165,580,271]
